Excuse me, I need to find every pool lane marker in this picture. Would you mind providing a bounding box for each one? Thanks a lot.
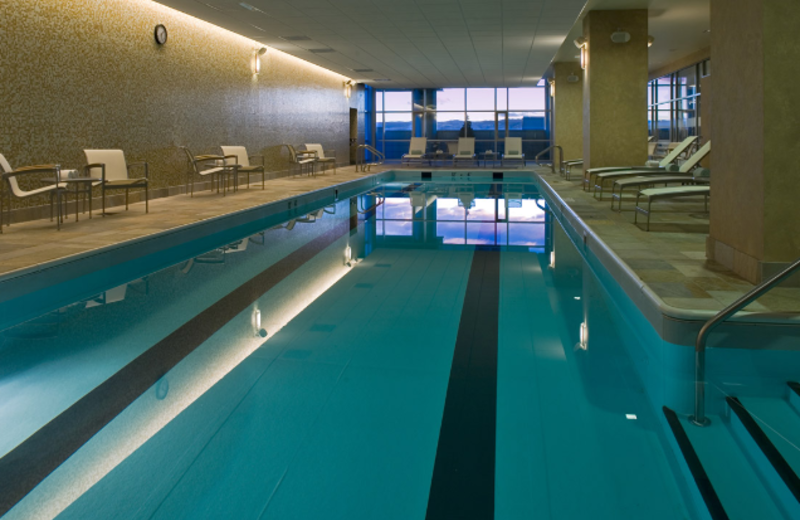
[426,248,500,520]
[0,220,351,517]
[662,406,729,520]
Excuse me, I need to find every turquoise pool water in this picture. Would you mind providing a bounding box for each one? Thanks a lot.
[3,173,797,519]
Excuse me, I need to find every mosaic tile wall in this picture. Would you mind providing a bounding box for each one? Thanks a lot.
[0,0,357,209]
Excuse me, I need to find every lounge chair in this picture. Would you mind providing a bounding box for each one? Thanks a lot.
[592,141,710,200]
[610,168,710,211]
[634,185,710,231]
[502,137,525,167]
[182,147,237,197]
[452,138,476,167]
[283,144,317,176]
[402,138,427,166]
[0,155,66,232]
[220,146,266,189]
[84,150,149,215]
[583,136,698,191]
[304,144,336,174]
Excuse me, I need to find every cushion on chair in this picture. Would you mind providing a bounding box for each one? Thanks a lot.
[84,150,128,182]
[220,146,250,167]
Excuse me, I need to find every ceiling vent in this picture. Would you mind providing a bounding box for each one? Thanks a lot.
[308,48,335,53]
[351,68,374,73]
[373,78,391,82]
[280,35,312,42]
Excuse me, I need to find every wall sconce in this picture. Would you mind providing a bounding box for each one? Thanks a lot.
[253,47,267,74]
[254,308,267,337]
[343,80,354,98]
[574,37,588,70]
[647,36,655,48]
[547,78,555,98]
[579,321,588,350]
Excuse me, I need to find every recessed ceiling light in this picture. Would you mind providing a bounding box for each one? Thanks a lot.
[280,35,312,42]
[308,48,335,54]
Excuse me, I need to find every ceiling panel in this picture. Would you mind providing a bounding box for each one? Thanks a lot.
[155,0,589,87]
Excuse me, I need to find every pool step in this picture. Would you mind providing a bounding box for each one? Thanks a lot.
[663,406,787,520]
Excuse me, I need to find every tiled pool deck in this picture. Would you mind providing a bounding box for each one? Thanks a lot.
[1,164,798,314]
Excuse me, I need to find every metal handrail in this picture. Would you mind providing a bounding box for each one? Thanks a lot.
[534,145,563,174]
[691,256,800,426]
[358,191,385,214]
[355,145,385,172]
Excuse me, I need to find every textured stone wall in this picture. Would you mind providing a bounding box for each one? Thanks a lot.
[582,10,649,170]
[0,0,354,207]
[553,62,584,163]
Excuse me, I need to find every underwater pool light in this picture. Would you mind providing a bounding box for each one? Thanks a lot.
[579,321,588,350]
[626,414,638,420]
[549,251,555,268]
[254,309,267,337]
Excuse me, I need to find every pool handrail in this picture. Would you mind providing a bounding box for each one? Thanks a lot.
[692,255,800,426]
[534,145,563,174]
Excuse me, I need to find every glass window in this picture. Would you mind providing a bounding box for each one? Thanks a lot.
[497,88,508,111]
[509,88,546,111]
[466,112,494,140]
[384,91,412,111]
[376,92,383,112]
[467,88,494,110]
[437,88,465,111]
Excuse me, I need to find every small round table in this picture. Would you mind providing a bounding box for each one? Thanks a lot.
[482,151,499,168]
[42,176,100,222]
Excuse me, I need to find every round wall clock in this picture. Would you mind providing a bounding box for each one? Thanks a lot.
[154,24,168,45]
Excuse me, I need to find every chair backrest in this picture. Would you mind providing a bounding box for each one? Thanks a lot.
[678,140,711,172]
[181,147,200,174]
[283,144,299,163]
[304,144,325,159]
[505,137,523,156]
[647,142,657,156]
[457,138,475,156]
[658,136,698,167]
[0,154,22,195]
[408,137,427,156]
[84,150,128,182]
[221,146,250,167]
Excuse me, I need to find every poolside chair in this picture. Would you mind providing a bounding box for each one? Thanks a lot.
[182,147,237,197]
[591,141,710,200]
[634,183,710,231]
[452,138,476,167]
[0,154,66,232]
[502,137,525,167]
[304,144,336,174]
[401,138,427,166]
[610,170,710,211]
[283,145,317,176]
[84,150,149,215]
[221,146,266,189]
[583,136,698,190]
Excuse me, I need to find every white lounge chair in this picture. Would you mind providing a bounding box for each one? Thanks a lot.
[221,146,266,189]
[592,141,710,200]
[283,144,317,176]
[502,137,525,167]
[0,154,66,232]
[634,185,710,231]
[610,168,710,211]
[304,144,336,174]
[452,138,476,167]
[84,150,149,215]
[583,136,698,190]
[402,138,427,165]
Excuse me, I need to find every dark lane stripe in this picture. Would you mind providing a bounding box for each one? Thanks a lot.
[662,406,729,520]
[0,220,350,516]
[426,248,500,520]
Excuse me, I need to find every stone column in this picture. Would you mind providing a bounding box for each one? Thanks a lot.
[553,62,584,162]
[582,10,649,170]
[707,0,800,283]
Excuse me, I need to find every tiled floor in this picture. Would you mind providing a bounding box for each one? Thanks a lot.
[1,163,799,313]
[0,166,391,276]
[538,166,800,313]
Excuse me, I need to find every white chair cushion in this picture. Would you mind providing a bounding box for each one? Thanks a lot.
[84,150,128,182]
[304,144,325,159]
[221,146,250,167]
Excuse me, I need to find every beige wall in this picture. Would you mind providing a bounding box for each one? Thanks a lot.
[582,10,649,170]
[0,0,355,209]
[553,62,584,162]
[708,0,800,281]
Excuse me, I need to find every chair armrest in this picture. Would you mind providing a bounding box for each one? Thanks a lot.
[248,155,264,166]
[195,154,225,162]
[127,161,149,179]
[84,162,107,183]
[13,164,58,173]
[324,149,336,158]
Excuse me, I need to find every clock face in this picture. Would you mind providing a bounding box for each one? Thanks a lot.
[154,24,168,45]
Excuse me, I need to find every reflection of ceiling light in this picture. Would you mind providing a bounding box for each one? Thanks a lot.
[626,414,637,420]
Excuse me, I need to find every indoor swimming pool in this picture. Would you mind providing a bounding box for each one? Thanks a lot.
[1,172,799,520]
